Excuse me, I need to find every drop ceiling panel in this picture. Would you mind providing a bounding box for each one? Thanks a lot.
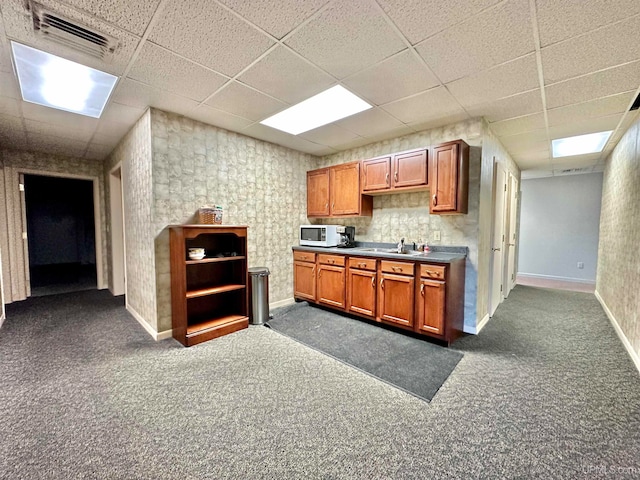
[541,15,640,84]
[0,113,26,142]
[535,0,640,47]
[127,42,228,102]
[99,102,147,127]
[237,46,335,104]
[342,50,439,105]
[85,141,113,160]
[490,113,546,137]
[0,71,21,99]
[112,79,200,116]
[546,93,634,128]
[0,96,21,117]
[26,132,87,157]
[217,0,330,39]
[188,105,253,133]
[242,123,329,155]
[415,0,534,83]
[545,61,640,109]
[408,112,471,133]
[512,148,550,166]
[58,0,161,36]
[0,42,12,73]
[335,107,408,137]
[2,0,141,76]
[24,118,96,142]
[205,81,286,122]
[498,129,549,154]
[377,0,502,45]
[548,113,623,140]
[298,123,363,147]
[514,156,550,170]
[149,0,274,77]
[552,153,602,169]
[20,101,101,132]
[94,120,136,143]
[466,89,543,122]
[447,54,539,107]
[382,86,466,125]
[284,0,406,79]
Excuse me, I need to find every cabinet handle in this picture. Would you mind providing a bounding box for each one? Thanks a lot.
[394,171,398,182]
[392,266,402,272]
[371,276,375,288]
[318,269,322,278]
[312,267,315,274]
[421,283,425,295]
[432,194,437,206]
[325,202,329,209]
[332,202,335,210]
[359,263,366,268]
[380,278,384,289]
[329,259,334,264]
[385,172,389,183]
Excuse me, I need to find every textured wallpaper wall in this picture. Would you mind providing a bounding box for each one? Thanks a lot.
[150,109,315,332]
[317,118,486,329]
[597,116,640,357]
[105,110,156,330]
[0,149,107,303]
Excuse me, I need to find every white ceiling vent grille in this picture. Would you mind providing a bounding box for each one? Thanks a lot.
[27,1,119,60]
[557,167,589,175]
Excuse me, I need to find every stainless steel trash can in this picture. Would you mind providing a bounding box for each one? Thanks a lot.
[248,267,270,325]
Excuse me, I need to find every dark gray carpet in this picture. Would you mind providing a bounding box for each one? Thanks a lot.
[0,286,639,479]
[265,303,462,401]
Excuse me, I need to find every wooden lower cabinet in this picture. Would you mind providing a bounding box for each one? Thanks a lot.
[416,278,445,335]
[293,250,465,345]
[377,272,414,327]
[294,260,316,301]
[347,268,376,317]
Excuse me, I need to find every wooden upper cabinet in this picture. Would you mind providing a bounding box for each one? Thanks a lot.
[361,156,391,192]
[430,140,469,214]
[307,169,330,217]
[307,162,372,218]
[330,162,361,215]
[393,149,428,189]
[361,148,428,194]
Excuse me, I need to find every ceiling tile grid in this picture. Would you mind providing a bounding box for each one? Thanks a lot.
[284,0,407,79]
[0,0,638,172]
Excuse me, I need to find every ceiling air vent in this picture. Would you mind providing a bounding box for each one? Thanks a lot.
[630,92,640,111]
[558,168,588,175]
[27,1,119,60]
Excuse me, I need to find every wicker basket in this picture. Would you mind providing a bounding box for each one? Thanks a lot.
[199,205,223,224]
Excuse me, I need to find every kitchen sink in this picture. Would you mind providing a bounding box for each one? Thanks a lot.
[354,247,429,255]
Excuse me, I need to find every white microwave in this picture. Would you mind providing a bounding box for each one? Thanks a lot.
[300,225,341,247]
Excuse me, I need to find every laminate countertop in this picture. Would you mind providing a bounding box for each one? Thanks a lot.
[292,243,467,264]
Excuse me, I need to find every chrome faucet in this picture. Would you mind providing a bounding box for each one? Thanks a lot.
[397,237,405,254]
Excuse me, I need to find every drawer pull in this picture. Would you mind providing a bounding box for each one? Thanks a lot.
[380,278,384,289]
[420,283,425,295]
[328,259,335,264]
[392,266,403,272]
[359,263,366,268]
[371,276,375,288]
[394,171,398,182]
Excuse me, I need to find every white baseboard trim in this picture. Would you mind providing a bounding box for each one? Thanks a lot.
[126,302,161,341]
[595,290,640,375]
[156,329,173,341]
[0,313,5,329]
[463,313,490,334]
[516,273,595,292]
[270,297,295,310]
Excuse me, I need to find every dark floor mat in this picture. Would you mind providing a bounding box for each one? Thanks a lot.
[267,303,463,402]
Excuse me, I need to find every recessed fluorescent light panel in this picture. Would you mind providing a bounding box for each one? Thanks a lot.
[11,41,118,118]
[551,131,613,158]
[260,85,372,135]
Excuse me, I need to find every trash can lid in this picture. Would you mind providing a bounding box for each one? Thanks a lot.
[248,267,270,276]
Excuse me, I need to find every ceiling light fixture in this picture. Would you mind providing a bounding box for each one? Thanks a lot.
[260,85,372,135]
[11,41,118,118]
[551,131,612,158]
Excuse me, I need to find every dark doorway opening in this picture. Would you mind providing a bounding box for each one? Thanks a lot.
[24,175,97,297]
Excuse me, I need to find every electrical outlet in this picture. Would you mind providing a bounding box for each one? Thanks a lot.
[433,230,441,241]
[577,262,584,269]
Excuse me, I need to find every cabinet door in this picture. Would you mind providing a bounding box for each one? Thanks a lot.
[431,143,459,212]
[317,265,345,309]
[393,149,427,189]
[377,272,414,327]
[416,278,445,336]
[307,169,330,217]
[294,261,316,301]
[361,156,391,192]
[347,269,376,318]
[330,163,360,215]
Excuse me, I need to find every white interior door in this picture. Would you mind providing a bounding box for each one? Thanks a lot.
[109,167,126,296]
[490,161,507,316]
[506,174,519,293]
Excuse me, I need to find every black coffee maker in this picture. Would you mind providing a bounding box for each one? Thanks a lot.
[337,226,356,248]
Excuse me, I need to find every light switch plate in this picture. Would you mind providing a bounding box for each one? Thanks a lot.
[433,230,441,241]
